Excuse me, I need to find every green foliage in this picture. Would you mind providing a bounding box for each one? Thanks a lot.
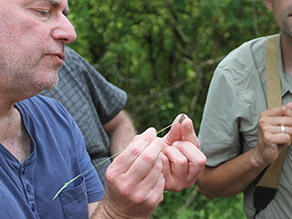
[153,187,245,219]
[67,0,278,217]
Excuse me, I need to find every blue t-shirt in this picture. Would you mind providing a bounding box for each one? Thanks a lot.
[0,96,105,219]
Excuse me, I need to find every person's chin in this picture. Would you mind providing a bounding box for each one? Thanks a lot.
[37,77,59,92]
[43,81,58,91]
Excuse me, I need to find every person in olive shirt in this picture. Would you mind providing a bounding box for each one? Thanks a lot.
[197,0,292,218]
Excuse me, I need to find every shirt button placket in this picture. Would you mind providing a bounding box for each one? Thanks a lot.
[20,164,36,214]
[21,166,26,175]
[30,203,35,212]
[26,184,31,193]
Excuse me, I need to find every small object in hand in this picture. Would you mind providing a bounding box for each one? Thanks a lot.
[178,114,186,124]
[280,125,285,134]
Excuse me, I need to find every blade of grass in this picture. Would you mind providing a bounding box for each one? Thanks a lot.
[52,123,173,200]
[52,152,121,200]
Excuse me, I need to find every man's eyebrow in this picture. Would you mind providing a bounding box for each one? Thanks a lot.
[24,0,70,16]
[24,0,61,6]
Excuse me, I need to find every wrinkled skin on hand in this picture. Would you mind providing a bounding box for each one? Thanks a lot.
[103,114,206,218]
[104,128,165,218]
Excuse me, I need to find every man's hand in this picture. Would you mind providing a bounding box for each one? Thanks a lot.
[103,128,165,219]
[94,115,206,218]
[162,114,206,191]
[255,104,292,166]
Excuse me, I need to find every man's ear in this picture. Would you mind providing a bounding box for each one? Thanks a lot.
[264,0,273,11]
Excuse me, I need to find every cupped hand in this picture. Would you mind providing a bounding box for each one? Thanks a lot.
[162,114,206,191]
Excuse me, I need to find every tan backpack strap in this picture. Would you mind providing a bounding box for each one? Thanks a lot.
[253,34,288,212]
[266,34,281,108]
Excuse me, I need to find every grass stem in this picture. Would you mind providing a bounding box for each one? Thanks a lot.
[52,123,172,200]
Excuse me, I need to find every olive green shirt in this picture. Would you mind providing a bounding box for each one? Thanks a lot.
[199,35,292,218]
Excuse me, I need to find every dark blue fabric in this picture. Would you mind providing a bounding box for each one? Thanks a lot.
[0,96,105,219]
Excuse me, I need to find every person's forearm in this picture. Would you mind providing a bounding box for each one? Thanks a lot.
[104,111,136,155]
[109,123,136,155]
[197,147,268,199]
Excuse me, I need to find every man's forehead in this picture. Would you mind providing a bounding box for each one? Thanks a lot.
[23,0,68,8]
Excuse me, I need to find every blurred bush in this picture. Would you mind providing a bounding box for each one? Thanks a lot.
[68,0,278,218]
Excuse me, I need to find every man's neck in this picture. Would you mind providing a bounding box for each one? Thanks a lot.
[0,107,30,164]
[281,33,292,76]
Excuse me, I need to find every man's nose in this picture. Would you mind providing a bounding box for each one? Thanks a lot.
[51,14,77,44]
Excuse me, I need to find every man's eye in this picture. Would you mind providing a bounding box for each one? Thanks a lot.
[34,9,50,17]
[39,11,49,16]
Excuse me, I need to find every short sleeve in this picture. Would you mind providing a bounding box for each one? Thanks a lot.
[65,47,127,125]
[198,67,243,167]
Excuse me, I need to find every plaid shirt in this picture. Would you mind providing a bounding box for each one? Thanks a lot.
[41,46,127,187]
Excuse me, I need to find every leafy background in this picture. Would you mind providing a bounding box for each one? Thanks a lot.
[67,0,278,218]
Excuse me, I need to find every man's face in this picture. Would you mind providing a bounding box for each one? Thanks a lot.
[0,0,76,98]
[267,0,292,38]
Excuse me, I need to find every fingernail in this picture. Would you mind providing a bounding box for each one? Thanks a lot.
[148,129,157,140]
[187,122,192,129]
[173,141,179,146]
[178,114,186,124]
